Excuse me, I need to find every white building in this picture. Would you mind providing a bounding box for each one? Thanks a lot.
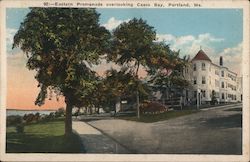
[185,49,242,104]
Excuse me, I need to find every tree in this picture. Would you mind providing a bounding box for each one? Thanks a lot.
[100,67,150,114]
[147,43,190,101]
[13,8,110,137]
[110,18,156,118]
[103,67,136,113]
[88,76,110,114]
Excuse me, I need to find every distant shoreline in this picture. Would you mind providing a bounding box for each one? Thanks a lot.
[6,109,58,116]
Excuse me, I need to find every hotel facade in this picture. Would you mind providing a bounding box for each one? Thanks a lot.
[184,49,242,105]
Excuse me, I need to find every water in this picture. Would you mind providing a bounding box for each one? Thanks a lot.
[7,110,55,116]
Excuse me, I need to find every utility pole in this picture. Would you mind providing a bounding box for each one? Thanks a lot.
[197,89,200,110]
[136,90,140,119]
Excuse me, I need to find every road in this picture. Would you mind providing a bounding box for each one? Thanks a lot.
[87,103,242,154]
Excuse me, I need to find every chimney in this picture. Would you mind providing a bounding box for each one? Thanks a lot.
[220,56,223,66]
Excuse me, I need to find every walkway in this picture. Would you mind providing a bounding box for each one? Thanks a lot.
[72,121,130,154]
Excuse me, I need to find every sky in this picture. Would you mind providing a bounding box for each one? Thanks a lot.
[6,8,243,110]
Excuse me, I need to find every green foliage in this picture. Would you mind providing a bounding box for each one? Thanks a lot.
[55,108,65,117]
[109,18,189,112]
[23,113,40,123]
[101,68,135,111]
[104,67,137,96]
[101,67,151,111]
[107,18,157,115]
[110,18,156,75]
[147,43,190,89]
[7,115,23,126]
[13,8,111,107]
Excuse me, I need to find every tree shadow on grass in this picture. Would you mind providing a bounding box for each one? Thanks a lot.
[6,132,83,153]
[201,114,242,129]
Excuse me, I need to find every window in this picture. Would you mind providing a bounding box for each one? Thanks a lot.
[209,76,211,85]
[221,82,224,88]
[202,76,206,84]
[222,93,224,99]
[193,77,197,84]
[228,83,236,91]
[228,73,236,81]
[202,63,206,71]
[221,71,224,77]
[193,63,196,71]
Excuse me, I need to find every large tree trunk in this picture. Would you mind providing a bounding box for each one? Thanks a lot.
[65,100,73,137]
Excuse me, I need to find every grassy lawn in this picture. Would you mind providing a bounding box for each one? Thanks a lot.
[117,110,199,123]
[6,119,83,153]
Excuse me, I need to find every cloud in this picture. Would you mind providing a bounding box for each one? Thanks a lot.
[157,33,241,75]
[102,17,130,31]
[157,34,176,42]
[216,43,242,75]
[6,28,17,50]
[156,33,224,57]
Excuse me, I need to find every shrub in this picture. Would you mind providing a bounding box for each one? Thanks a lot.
[23,113,35,123]
[55,108,65,117]
[49,112,55,118]
[7,115,23,126]
[140,101,168,114]
[41,112,55,122]
[23,113,41,123]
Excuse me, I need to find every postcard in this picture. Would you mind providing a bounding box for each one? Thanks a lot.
[0,0,249,162]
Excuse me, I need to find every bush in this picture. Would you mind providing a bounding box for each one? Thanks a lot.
[41,112,55,122]
[7,115,23,126]
[55,108,65,118]
[23,113,35,123]
[140,101,168,114]
[23,113,41,123]
[16,124,24,133]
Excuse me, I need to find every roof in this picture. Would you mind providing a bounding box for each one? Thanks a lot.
[191,50,212,62]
